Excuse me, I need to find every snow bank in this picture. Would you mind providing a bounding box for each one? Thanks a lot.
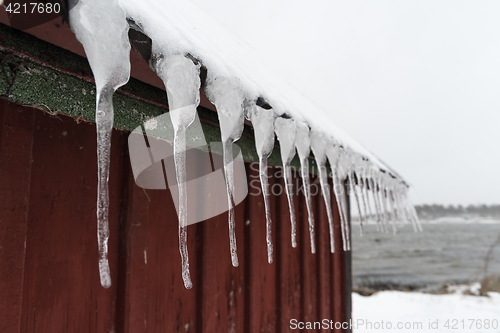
[353,290,500,333]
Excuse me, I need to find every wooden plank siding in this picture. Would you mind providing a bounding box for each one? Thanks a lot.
[0,100,351,333]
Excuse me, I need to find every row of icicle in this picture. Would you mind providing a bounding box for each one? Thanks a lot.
[70,1,420,290]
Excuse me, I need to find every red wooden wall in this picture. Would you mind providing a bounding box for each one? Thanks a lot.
[0,100,351,333]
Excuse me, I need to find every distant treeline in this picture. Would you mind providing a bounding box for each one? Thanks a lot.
[415,204,500,220]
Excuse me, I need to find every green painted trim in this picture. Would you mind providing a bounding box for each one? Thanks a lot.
[0,23,320,174]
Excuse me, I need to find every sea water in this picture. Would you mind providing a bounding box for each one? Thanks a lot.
[352,222,500,290]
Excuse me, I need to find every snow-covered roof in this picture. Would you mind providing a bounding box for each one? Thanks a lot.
[132,0,400,173]
[72,0,398,176]
[69,0,419,290]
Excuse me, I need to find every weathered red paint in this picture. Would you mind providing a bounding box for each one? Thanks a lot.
[0,101,351,332]
[19,105,122,332]
[317,181,333,332]
[0,100,35,333]
[276,174,301,333]
[245,163,278,333]
[123,173,150,333]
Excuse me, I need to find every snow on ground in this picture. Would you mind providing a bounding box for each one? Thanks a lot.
[353,290,500,333]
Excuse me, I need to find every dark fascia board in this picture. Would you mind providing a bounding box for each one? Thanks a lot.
[0,23,322,175]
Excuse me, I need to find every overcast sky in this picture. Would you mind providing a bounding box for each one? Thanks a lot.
[190,0,500,206]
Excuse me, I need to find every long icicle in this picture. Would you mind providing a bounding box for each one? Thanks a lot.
[363,170,374,223]
[356,168,369,223]
[371,178,382,231]
[395,185,412,226]
[260,157,273,263]
[295,122,316,253]
[337,150,352,250]
[224,140,239,266]
[388,189,398,235]
[381,178,396,235]
[348,168,364,236]
[333,168,347,251]
[397,186,417,233]
[370,168,383,230]
[327,145,349,251]
[173,122,192,288]
[275,117,298,248]
[284,165,297,247]
[341,186,351,251]
[96,88,115,289]
[70,0,131,288]
[345,152,364,235]
[393,182,407,226]
[205,77,245,267]
[247,105,276,263]
[310,130,335,253]
[156,54,201,289]
[376,175,389,233]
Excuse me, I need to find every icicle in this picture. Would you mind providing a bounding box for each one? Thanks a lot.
[381,175,396,234]
[353,156,368,224]
[274,117,298,248]
[369,168,383,231]
[295,122,316,253]
[155,54,201,289]
[348,170,363,236]
[326,144,349,251]
[396,190,406,223]
[358,178,369,221]
[398,185,412,225]
[393,181,407,225]
[362,161,374,222]
[336,148,351,250]
[375,174,385,220]
[392,183,406,231]
[247,105,276,263]
[387,185,396,220]
[341,185,351,251]
[387,188,398,235]
[397,187,410,225]
[378,180,390,233]
[376,172,390,233]
[344,151,364,236]
[366,178,375,221]
[310,130,335,253]
[95,91,115,289]
[70,0,131,288]
[205,77,245,267]
[387,185,396,224]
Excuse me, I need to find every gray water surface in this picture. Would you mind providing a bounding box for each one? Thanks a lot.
[352,223,500,290]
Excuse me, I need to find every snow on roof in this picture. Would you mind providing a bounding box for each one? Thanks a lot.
[118,0,397,172]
